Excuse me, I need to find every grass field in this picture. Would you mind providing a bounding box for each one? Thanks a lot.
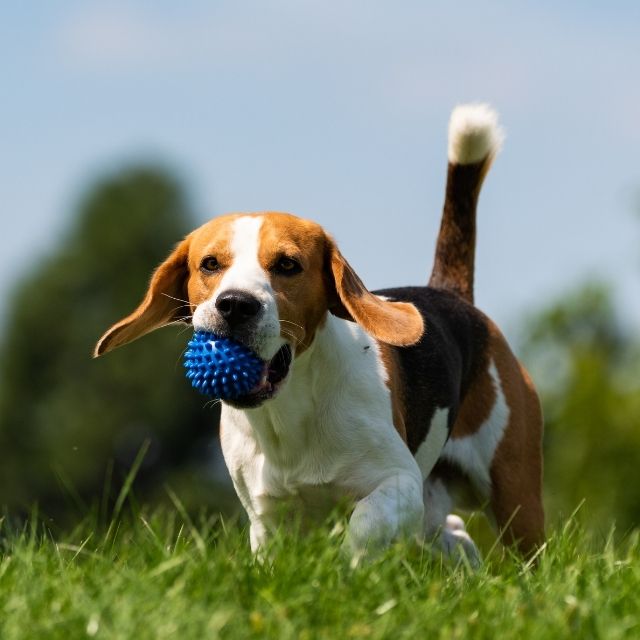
[1,502,639,640]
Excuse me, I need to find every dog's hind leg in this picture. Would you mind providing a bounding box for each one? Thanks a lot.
[489,448,545,557]
[423,477,481,566]
[488,362,545,557]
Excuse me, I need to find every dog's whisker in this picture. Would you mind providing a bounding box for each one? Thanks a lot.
[279,319,305,331]
[203,398,222,410]
[161,293,191,305]
[177,325,194,336]
[170,304,193,312]
[165,315,193,326]
[280,329,309,349]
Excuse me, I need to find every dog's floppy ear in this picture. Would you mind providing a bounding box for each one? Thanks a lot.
[94,236,192,357]
[324,236,424,346]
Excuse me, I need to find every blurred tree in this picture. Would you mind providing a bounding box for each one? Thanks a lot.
[0,167,229,521]
[520,282,640,533]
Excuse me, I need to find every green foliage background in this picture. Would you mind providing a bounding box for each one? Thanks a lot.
[0,165,638,535]
[0,168,229,522]
[521,283,640,532]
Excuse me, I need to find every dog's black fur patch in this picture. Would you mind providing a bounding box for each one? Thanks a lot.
[373,286,490,454]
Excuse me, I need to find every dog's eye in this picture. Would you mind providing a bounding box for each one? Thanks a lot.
[200,256,220,273]
[274,256,302,276]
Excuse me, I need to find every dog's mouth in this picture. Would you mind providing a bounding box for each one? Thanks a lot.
[226,344,293,409]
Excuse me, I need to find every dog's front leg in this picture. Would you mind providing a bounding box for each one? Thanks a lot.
[345,469,424,556]
[248,518,270,554]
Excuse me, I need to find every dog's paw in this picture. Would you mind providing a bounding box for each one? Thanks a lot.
[434,514,482,568]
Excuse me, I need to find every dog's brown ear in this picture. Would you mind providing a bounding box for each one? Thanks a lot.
[94,237,191,357]
[325,236,424,346]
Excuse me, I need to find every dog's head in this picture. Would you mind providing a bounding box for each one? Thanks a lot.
[94,212,423,407]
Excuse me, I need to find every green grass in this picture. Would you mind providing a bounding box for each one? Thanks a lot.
[1,507,639,640]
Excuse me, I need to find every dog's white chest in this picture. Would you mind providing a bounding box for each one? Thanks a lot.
[221,426,355,526]
[219,315,419,530]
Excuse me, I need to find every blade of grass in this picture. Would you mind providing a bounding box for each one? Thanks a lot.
[165,486,206,557]
[111,439,151,523]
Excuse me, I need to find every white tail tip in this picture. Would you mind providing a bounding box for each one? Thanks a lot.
[448,103,505,165]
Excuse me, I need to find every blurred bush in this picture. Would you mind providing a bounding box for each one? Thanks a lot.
[520,282,640,533]
[0,167,234,522]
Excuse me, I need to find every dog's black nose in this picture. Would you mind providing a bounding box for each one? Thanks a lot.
[215,290,262,326]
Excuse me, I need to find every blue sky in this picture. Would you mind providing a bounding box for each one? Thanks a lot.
[1,1,639,340]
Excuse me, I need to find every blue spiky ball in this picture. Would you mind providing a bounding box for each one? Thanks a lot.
[183,331,264,399]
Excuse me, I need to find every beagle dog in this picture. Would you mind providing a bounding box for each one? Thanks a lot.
[95,104,544,560]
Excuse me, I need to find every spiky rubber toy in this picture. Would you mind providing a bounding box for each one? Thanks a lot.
[183,331,264,399]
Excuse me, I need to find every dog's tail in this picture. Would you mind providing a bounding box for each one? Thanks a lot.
[428,103,504,304]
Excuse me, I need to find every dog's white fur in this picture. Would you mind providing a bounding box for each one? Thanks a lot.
[448,103,505,165]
